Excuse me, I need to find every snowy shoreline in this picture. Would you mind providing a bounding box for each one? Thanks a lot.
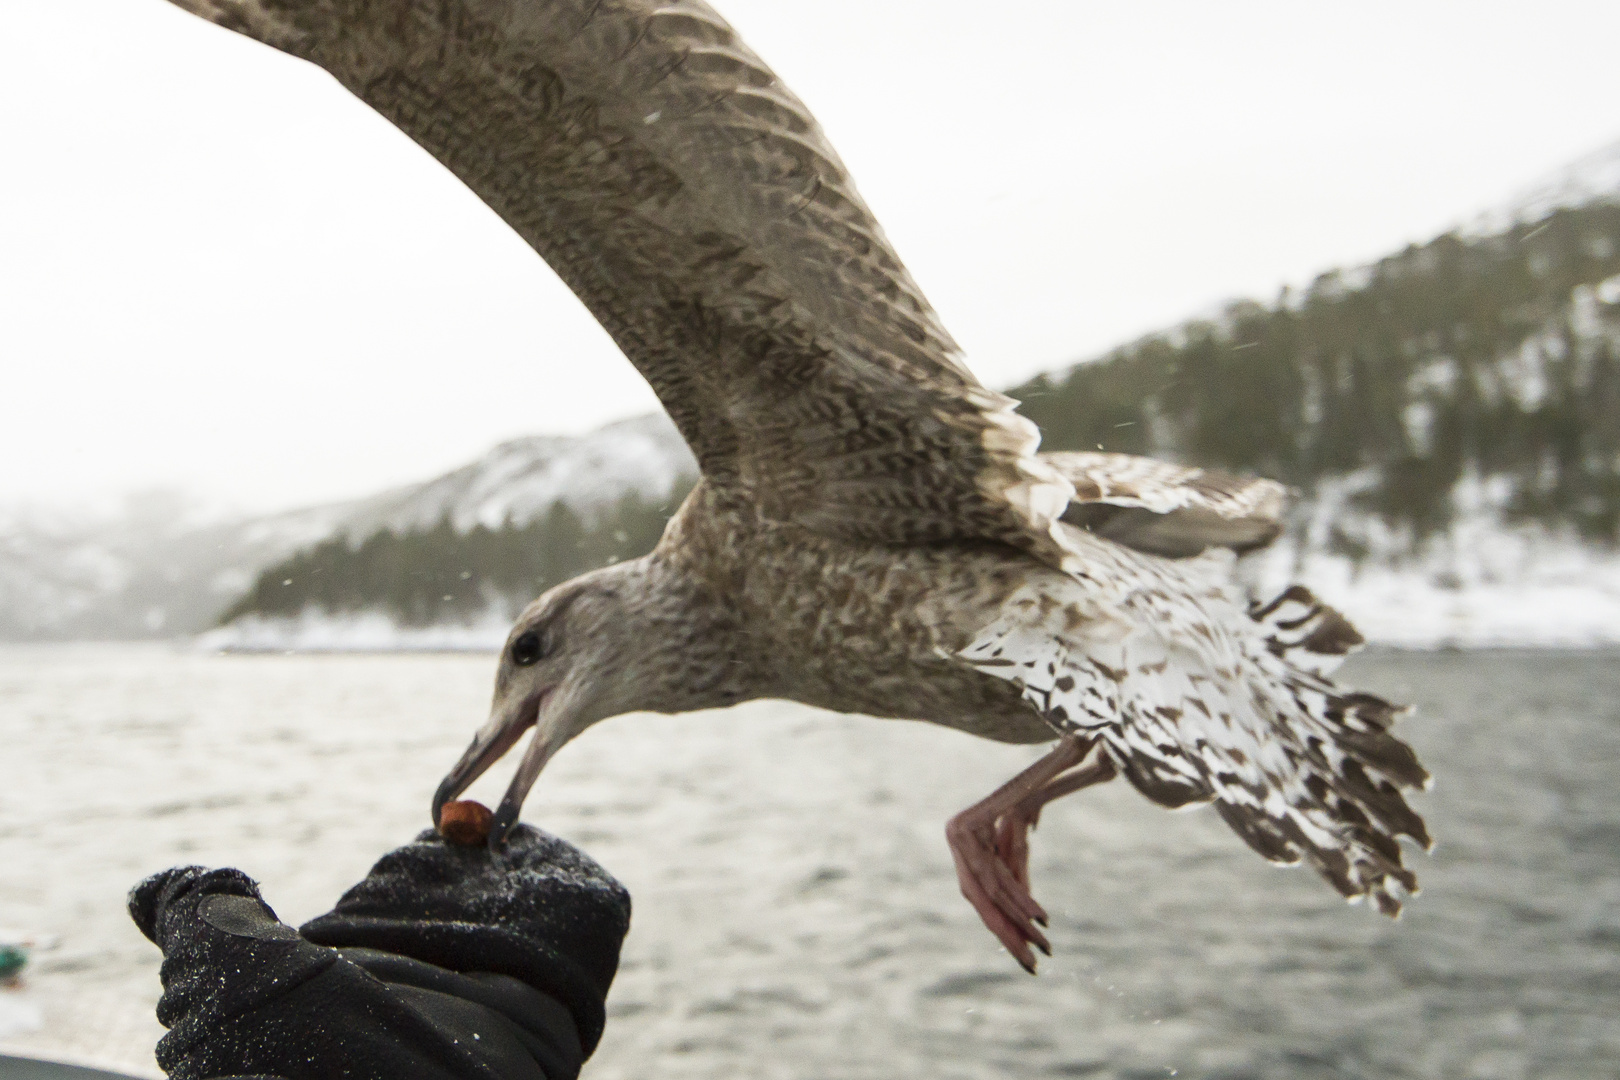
[195,576,1620,655]
[195,499,1620,655]
[195,608,515,654]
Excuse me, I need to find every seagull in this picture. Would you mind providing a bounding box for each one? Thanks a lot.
[165,0,1431,972]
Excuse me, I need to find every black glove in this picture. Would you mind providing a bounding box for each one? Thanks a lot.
[129,825,630,1080]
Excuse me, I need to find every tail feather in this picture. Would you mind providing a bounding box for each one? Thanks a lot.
[1227,584,1431,914]
[957,537,1433,918]
[1249,584,1364,675]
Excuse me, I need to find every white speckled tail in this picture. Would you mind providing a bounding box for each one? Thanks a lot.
[957,529,1432,916]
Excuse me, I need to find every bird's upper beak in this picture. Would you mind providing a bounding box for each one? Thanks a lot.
[432,687,558,848]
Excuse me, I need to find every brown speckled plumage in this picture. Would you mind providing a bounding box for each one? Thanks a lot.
[162,0,1432,964]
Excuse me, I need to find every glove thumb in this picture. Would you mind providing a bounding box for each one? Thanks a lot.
[129,866,267,951]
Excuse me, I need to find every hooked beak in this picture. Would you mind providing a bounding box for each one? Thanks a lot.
[431,688,557,849]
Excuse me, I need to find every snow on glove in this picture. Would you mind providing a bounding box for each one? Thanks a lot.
[129,825,629,1080]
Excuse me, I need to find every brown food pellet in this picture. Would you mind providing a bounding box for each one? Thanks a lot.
[438,800,494,846]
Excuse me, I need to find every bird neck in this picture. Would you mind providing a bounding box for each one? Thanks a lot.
[584,552,766,720]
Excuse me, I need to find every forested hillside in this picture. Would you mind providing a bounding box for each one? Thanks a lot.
[221,481,693,628]
[1013,202,1620,546]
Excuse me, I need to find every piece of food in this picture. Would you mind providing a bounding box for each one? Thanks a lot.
[437,800,494,847]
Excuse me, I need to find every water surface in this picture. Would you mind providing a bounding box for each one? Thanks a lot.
[0,646,1615,1079]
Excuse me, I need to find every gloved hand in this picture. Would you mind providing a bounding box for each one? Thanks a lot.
[130,825,630,1080]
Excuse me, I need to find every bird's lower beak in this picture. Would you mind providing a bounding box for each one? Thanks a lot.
[431,688,555,847]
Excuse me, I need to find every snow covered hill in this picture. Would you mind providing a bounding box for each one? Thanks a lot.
[0,415,691,641]
[1243,477,1620,650]
[1013,206,1620,650]
[0,493,344,641]
[1474,137,1620,234]
[332,414,693,538]
[7,140,1620,650]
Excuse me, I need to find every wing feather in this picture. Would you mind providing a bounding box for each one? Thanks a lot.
[172,0,1075,558]
[1042,451,1286,558]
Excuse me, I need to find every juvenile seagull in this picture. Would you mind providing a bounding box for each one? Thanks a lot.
[167,0,1431,970]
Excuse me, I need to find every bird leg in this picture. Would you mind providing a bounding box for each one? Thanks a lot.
[994,750,1116,892]
[946,735,1104,973]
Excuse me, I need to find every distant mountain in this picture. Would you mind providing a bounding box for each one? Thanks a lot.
[1015,200,1620,539]
[0,493,344,641]
[219,192,1620,650]
[0,416,692,641]
[215,473,694,637]
[8,141,1620,648]
[1474,137,1620,234]
[1012,197,1620,646]
[330,414,694,538]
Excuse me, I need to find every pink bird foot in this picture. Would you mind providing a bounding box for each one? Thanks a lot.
[946,738,1116,972]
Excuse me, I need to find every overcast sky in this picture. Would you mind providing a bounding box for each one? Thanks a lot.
[3,0,1617,513]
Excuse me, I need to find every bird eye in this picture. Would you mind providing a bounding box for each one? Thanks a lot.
[510,630,546,667]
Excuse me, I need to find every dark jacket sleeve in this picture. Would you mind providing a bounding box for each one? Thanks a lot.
[129,827,629,1080]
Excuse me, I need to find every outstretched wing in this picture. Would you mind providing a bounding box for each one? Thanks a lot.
[170,0,1074,557]
[1041,452,1286,558]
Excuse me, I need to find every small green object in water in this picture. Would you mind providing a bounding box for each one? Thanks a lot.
[0,943,28,981]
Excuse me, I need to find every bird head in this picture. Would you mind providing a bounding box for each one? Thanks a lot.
[431,555,737,847]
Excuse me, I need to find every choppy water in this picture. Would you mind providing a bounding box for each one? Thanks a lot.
[0,646,1616,1079]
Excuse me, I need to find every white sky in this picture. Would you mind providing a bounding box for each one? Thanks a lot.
[3,0,1617,513]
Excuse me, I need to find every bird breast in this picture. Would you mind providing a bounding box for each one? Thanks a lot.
[723,520,1055,744]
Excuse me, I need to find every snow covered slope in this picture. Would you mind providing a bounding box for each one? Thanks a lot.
[0,415,692,641]
[10,139,1620,648]
[202,480,1620,654]
[0,493,346,641]
[1012,145,1620,651]
[1243,474,1620,650]
[333,414,693,537]
[1474,137,1620,233]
